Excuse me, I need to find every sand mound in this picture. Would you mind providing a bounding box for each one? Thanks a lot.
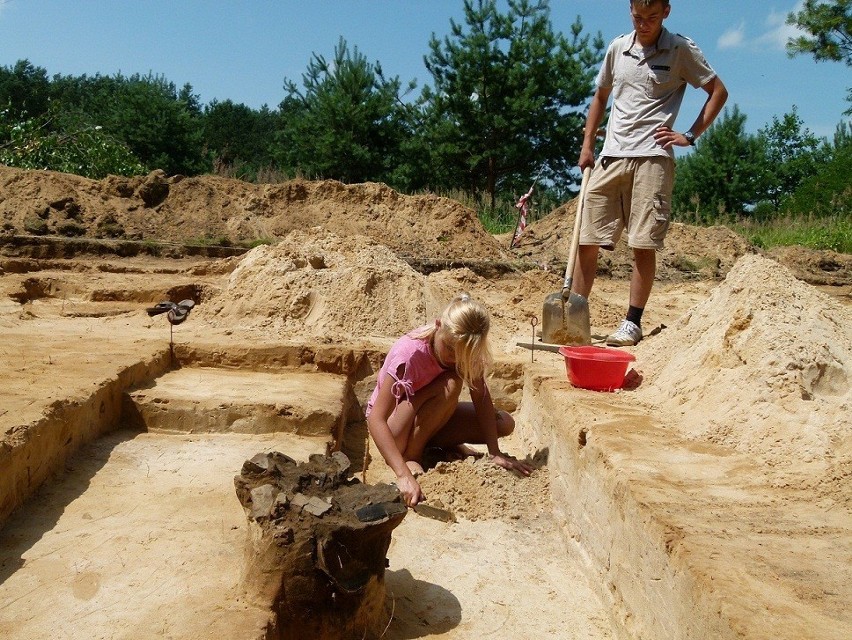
[0,166,507,262]
[768,245,852,286]
[5,164,846,286]
[637,253,851,504]
[418,454,551,522]
[196,229,553,350]
[664,223,752,275]
[199,228,445,341]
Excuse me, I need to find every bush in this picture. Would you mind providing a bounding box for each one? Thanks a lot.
[0,105,146,179]
[750,200,777,223]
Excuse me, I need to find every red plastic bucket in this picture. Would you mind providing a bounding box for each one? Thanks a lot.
[558,346,636,391]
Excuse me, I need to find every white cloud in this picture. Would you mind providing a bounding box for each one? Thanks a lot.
[718,3,808,52]
[755,2,807,50]
[718,21,746,50]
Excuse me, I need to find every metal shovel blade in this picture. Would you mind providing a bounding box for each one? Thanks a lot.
[541,290,591,345]
[541,165,592,347]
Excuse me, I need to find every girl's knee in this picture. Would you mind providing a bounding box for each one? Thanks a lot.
[416,371,462,406]
[438,370,463,400]
[496,410,515,437]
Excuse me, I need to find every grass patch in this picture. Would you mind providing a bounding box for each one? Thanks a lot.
[479,207,517,235]
[141,240,164,257]
[474,195,554,235]
[733,215,851,253]
[186,236,234,248]
[240,237,275,249]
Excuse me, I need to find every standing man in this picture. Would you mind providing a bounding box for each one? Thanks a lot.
[573,0,728,346]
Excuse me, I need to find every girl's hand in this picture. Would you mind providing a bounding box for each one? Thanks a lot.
[396,473,424,507]
[489,452,533,477]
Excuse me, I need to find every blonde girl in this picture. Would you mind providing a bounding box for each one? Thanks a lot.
[366,293,532,507]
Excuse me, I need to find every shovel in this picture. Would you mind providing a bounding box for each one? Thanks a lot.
[541,166,592,345]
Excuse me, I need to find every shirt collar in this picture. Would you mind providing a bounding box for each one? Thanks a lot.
[627,26,674,55]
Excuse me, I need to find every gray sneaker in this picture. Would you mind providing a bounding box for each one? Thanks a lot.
[606,320,642,346]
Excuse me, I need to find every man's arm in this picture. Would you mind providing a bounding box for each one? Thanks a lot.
[579,85,611,170]
[655,76,729,149]
[687,76,729,138]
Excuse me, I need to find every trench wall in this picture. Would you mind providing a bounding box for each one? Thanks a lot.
[0,350,172,527]
[0,341,392,531]
[515,365,740,640]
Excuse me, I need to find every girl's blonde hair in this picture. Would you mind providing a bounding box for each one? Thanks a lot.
[414,293,492,388]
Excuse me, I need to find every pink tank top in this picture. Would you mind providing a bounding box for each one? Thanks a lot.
[365,327,449,416]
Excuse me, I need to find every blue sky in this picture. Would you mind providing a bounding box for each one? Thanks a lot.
[0,1,848,140]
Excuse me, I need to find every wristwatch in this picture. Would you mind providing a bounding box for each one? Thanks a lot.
[684,130,696,146]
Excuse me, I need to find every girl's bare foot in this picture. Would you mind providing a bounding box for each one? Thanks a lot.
[406,460,425,477]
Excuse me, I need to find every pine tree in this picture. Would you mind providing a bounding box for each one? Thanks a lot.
[420,0,603,207]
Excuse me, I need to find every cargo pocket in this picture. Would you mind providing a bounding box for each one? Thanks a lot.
[649,194,670,242]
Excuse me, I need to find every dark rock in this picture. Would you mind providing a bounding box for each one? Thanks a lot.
[234,451,406,639]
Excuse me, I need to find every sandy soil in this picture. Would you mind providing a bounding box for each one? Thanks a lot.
[0,166,850,639]
[0,431,328,640]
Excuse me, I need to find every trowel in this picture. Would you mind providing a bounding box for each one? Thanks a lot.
[541,166,592,346]
[355,500,456,523]
[413,502,456,523]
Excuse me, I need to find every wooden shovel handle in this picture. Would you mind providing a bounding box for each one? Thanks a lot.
[562,166,592,294]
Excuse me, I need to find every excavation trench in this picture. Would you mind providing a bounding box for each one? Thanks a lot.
[0,345,618,639]
[2,165,849,640]
[3,334,844,640]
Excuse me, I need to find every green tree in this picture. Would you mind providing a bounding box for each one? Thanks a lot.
[0,60,51,121]
[101,74,206,175]
[673,106,762,221]
[52,72,207,175]
[782,120,852,219]
[276,38,414,184]
[753,106,829,213]
[786,0,852,113]
[203,99,279,177]
[420,0,603,207]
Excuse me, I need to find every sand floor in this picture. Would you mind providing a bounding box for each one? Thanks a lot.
[0,431,327,639]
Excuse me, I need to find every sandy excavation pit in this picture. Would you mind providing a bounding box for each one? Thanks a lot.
[1,168,850,639]
[0,346,616,640]
[0,429,329,639]
[0,357,358,638]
